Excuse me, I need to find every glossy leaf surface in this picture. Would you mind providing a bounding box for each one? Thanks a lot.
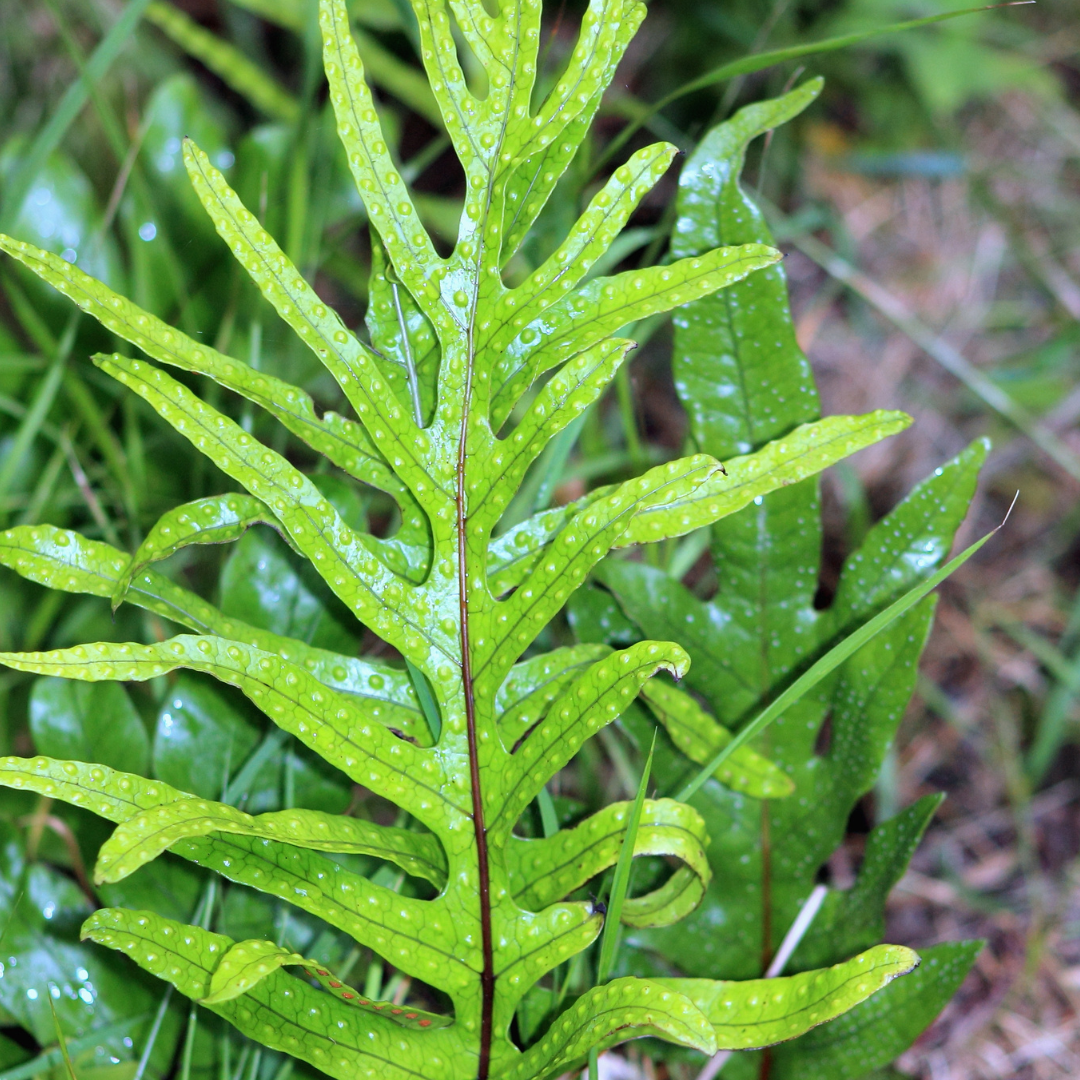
[112,493,293,609]
[639,680,792,800]
[29,676,149,775]
[508,797,710,926]
[659,943,918,1050]
[95,797,447,887]
[769,942,981,1079]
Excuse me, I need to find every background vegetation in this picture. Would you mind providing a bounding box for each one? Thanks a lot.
[0,0,1078,1077]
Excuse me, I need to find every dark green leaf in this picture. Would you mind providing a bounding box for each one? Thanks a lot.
[219,532,359,657]
[152,673,261,801]
[30,677,149,775]
[792,794,944,971]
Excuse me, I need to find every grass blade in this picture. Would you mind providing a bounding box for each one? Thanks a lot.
[0,316,79,527]
[676,512,1011,803]
[405,658,441,743]
[133,987,174,1080]
[597,4,1031,172]
[48,993,78,1080]
[588,732,656,1080]
[146,2,299,121]
[537,787,560,839]
[178,1005,198,1080]
[596,730,656,984]
[0,0,153,231]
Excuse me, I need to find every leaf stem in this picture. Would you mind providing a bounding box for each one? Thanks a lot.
[458,320,494,1078]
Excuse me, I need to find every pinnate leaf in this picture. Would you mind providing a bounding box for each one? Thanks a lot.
[479,456,719,693]
[0,637,461,826]
[0,234,411,511]
[83,908,462,1078]
[492,640,690,838]
[111,493,291,608]
[320,0,442,318]
[792,794,944,972]
[0,3,938,1072]
[0,524,427,733]
[95,797,447,887]
[482,142,677,356]
[182,138,450,511]
[491,244,781,430]
[619,412,910,548]
[769,942,981,1080]
[203,938,308,1003]
[94,353,451,665]
[658,944,918,1050]
[500,978,718,1080]
[591,81,978,1080]
[0,755,189,824]
[828,436,988,631]
[496,644,611,737]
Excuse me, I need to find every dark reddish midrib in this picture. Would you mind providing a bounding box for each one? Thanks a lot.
[457,347,494,1080]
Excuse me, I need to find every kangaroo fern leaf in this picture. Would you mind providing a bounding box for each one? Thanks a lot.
[0,7,923,1079]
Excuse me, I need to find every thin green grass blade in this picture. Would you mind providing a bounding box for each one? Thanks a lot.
[132,987,173,1080]
[0,319,77,527]
[47,994,78,1080]
[0,0,153,230]
[676,516,1008,802]
[597,4,1030,171]
[146,2,299,121]
[0,1016,151,1080]
[596,730,655,984]
[178,1005,197,1080]
[537,787,559,839]
[405,658,442,743]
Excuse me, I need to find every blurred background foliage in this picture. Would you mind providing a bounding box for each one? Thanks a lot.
[0,0,1078,1078]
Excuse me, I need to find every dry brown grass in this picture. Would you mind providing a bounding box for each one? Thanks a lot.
[792,86,1080,1079]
